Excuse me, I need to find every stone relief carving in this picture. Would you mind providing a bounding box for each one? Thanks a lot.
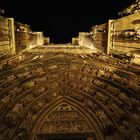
[109,21,115,50]
[118,28,140,41]
[38,104,91,134]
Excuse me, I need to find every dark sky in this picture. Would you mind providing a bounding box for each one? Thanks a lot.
[0,0,135,43]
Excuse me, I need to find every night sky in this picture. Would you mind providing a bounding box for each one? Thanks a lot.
[0,0,135,43]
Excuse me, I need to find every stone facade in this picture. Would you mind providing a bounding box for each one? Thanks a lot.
[0,1,140,140]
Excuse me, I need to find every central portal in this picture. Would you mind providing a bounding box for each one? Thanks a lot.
[32,100,100,140]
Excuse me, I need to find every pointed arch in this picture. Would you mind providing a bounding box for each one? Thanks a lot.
[30,96,105,140]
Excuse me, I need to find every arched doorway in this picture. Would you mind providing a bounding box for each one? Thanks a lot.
[30,97,102,140]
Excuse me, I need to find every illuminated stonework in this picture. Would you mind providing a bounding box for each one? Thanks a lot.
[0,1,140,140]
